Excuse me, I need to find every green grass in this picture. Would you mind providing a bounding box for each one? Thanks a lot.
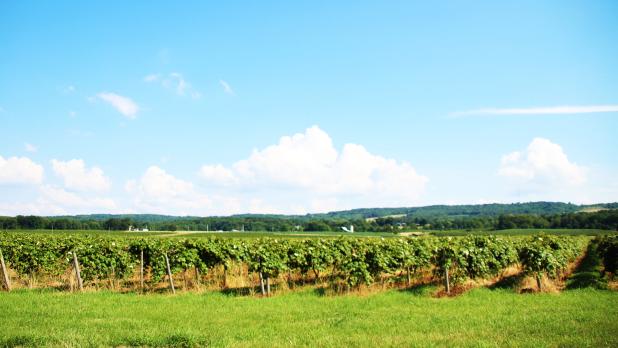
[5,228,616,240]
[1,229,171,237]
[429,228,615,237]
[1,288,616,347]
[2,229,399,239]
[172,230,398,239]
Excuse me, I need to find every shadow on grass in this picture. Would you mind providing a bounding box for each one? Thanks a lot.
[220,285,259,297]
[117,332,211,348]
[489,273,525,291]
[398,283,436,296]
[0,335,46,348]
[565,242,608,290]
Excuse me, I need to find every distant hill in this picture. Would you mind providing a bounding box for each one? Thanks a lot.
[308,202,618,220]
[56,214,194,222]
[51,201,618,221]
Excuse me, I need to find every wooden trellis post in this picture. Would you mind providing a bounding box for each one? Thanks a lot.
[164,253,175,294]
[72,251,83,291]
[0,248,11,291]
[194,267,201,287]
[140,250,144,291]
[259,272,265,295]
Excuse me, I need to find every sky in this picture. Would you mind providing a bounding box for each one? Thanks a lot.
[1,1,617,216]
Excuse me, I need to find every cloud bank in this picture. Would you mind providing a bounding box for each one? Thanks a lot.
[126,166,212,215]
[199,126,428,213]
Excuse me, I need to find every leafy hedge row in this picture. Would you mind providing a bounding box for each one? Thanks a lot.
[597,235,618,276]
[0,233,587,293]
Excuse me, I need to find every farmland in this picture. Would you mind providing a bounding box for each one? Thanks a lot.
[0,230,616,347]
[1,227,614,239]
[4,1,618,346]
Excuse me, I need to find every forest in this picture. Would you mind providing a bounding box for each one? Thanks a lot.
[0,202,616,232]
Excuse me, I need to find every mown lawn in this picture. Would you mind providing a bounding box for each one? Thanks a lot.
[1,287,616,347]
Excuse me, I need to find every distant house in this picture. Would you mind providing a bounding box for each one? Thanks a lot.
[341,225,354,233]
[128,225,149,232]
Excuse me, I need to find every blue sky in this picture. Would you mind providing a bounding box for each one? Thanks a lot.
[1,1,617,216]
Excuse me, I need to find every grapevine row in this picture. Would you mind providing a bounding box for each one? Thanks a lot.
[597,235,618,277]
[0,234,588,294]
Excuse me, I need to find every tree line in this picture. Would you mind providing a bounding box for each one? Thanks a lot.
[0,209,616,232]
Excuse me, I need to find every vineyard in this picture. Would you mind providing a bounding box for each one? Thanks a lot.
[1,233,618,346]
[2,232,614,296]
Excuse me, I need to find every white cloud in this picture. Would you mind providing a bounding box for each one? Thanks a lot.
[145,72,201,99]
[126,166,212,215]
[0,186,116,216]
[51,159,111,192]
[499,138,587,189]
[24,143,37,153]
[0,155,44,185]
[199,126,428,212]
[97,92,139,118]
[219,80,235,95]
[453,105,618,117]
[39,185,116,212]
[200,164,237,186]
[69,111,77,117]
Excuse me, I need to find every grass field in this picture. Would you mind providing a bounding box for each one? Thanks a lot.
[4,228,616,239]
[0,287,616,347]
[1,229,398,239]
[428,228,616,237]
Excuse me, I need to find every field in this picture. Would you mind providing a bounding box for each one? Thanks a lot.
[428,228,615,237]
[2,229,399,239]
[3,227,615,239]
[1,230,616,347]
[1,288,617,347]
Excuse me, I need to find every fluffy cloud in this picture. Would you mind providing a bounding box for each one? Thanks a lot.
[126,166,212,215]
[51,159,111,192]
[97,92,139,118]
[499,138,587,188]
[144,73,201,99]
[199,164,237,186]
[199,126,428,212]
[0,155,44,185]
